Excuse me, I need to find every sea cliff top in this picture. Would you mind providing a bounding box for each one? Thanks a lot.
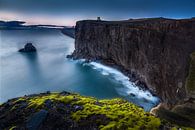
[76,17,195,24]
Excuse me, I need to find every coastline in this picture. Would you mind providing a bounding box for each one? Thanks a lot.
[68,18,195,128]
[67,54,159,95]
[67,55,161,111]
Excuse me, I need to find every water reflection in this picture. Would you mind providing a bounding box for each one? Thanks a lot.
[20,52,43,83]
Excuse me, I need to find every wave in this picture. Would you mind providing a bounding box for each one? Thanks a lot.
[73,59,159,105]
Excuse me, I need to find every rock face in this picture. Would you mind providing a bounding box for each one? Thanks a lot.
[19,43,36,52]
[71,18,195,107]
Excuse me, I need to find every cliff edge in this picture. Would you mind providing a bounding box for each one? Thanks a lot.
[71,18,195,108]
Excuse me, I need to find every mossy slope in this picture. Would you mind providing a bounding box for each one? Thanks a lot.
[0,92,193,130]
[186,52,195,96]
[0,92,161,130]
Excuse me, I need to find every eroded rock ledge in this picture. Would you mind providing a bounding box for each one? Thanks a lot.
[70,17,195,108]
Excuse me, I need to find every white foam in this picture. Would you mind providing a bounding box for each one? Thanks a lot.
[101,71,109,75]
[77,60,159,103]
[71,59,159,104]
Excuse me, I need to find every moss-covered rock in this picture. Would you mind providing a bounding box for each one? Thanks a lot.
[0,91,193,129]
[72,98,161,130]
[0,92,160,129]
[186,52,195,97]
[151,102,195,129]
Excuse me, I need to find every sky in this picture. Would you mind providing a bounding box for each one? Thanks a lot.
[0,0,195,26]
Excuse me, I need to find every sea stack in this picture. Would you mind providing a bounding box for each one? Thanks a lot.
[19,43,36,52]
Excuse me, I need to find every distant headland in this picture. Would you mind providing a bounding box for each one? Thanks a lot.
[0,20,75,38]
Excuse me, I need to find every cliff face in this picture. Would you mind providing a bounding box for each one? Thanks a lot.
[71,18,195,107]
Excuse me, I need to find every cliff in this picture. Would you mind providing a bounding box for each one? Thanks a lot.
[71,18,195,108]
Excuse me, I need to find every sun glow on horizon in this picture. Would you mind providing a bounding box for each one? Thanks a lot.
[0,11,76,26]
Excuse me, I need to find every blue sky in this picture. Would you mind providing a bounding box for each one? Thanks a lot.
[0,0,195,25]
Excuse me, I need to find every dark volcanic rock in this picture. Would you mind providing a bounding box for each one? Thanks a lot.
[19,43,36,52]
[26,109,48,130]
[71,18,195,107]
[1,92,194,129]
[44,99,52,109]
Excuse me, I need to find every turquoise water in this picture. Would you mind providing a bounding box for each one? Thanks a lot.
[0,29,159,111]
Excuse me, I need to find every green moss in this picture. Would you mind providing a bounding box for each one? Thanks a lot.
[3,92,195,129]
[186,52,195,94]
[71,98,161,130]
[13,98,26,103]
[156,107,195,129]
[171,126,194,130]
[172,105,195,121]
[27,93,75,109]
[9,126,16,130]
[100,121,117,130]
[23,93,161,129]
[171,127,177,130]
[28,94,57,109]
[10,98,27,111]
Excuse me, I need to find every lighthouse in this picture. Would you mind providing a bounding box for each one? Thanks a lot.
[97,17,101,21]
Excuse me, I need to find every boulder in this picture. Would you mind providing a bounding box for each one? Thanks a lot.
[26,109,48,130]
[19,43,36,52]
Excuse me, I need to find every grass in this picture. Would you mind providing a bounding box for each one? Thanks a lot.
[186,52,195,94]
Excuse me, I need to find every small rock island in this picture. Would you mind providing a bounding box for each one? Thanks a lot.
[19,43,36,52]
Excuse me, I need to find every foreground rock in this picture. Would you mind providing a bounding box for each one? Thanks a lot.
[0,92,183,130]
[0,92,194,129]
[70,18,195,109]
[19,43,36,52]
[26,109,48,130]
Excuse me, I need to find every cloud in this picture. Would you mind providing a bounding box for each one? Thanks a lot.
[0,0,194,25]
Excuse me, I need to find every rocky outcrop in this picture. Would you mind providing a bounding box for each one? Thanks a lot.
[0,92,165,130]
[19,43,36,52]
[71,18,195,107]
